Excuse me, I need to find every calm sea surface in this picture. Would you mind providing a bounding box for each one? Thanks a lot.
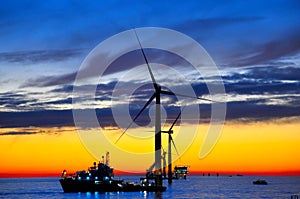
[0,176,299,198]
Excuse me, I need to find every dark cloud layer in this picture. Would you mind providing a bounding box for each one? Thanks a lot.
[0,110,74,128]
[226,102,300,122]
[243,66,300,81]
[1,61,300,128]
[1,101,300,129]
[225,80,300,95]
[223,69,300,95]
[0,131,36,136]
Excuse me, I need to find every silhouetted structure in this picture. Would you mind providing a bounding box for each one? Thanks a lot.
[60,155,166,193]
[173,166,189,179]
[253,179,268,185]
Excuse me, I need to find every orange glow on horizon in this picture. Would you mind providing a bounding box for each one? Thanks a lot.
[0,118,300,177]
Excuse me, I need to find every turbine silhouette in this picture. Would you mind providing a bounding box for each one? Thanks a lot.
[161,111,181,184]
[115,29,215,187]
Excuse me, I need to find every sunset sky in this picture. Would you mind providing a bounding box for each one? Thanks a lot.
[0,0,300,177]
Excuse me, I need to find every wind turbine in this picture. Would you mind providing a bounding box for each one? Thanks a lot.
[161,111,181,184]
[144,111,181,184]
[115,29,215,187]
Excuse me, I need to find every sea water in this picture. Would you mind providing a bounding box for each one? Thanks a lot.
[0,176,299,198]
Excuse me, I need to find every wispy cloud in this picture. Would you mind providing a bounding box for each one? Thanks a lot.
[0,92,38,110]
[0,49,84,64]
[20,48,190,88]
[21,72,77,88]
[231,32,300,66]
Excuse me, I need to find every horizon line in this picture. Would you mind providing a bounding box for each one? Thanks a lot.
[1,170,300,178]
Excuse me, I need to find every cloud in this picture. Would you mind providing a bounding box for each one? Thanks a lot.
[51,82,117,98]
[43,98,73,105]
[1,99,299,129]
[243,66,300,81]
[0,92,37,110]
[0,49,85,64]
[0,131,36,136]
[225,80,300,95]
[1,0,300,129]
[0,90,72,111]
[222,71,300,95]
[232,32,300,66]
[22,72,77,88]
[225,102,300,122]
[2,74,300,128]
[21,48,191,88]
[50,85,74,93]
[0,110,74,128]
[0,126,77,135]
[2,61,300,128]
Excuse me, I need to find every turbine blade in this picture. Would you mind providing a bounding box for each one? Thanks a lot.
[134,30,158,90]
[169,111,181,132]
[170,136,180,156]
[161,90,216,103]
[115,92,156,144]
[175,93,216,102]
[160,90,175,96]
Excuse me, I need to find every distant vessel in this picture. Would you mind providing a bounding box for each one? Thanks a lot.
[146,164,189,181]
[59,152,166,193]
[173,165,189,179]
[253,179,268,185]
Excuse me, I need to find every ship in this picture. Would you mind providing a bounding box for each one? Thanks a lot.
[253,179,268,185]
[59,152,166,193]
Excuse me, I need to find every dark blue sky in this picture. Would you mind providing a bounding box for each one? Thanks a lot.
[0,0,300,129]
[1,0,299,56]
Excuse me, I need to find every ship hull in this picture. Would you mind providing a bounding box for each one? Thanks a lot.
[60,178,166,193]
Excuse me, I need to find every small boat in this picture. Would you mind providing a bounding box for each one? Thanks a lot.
[59,153,166,193]
[253,179,268,185]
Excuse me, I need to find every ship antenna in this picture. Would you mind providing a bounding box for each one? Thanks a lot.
[106,151,110,166]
